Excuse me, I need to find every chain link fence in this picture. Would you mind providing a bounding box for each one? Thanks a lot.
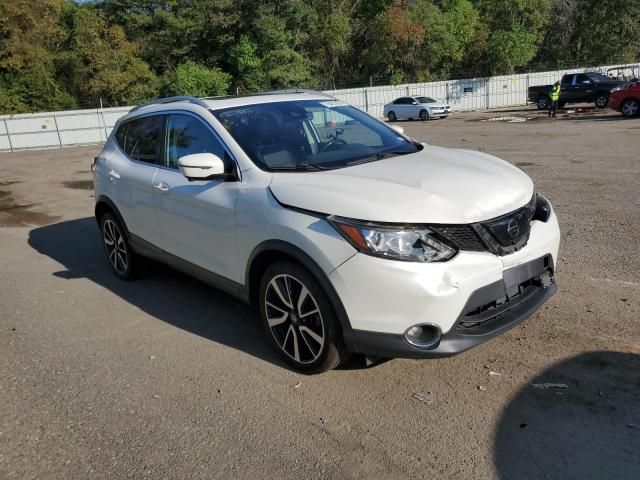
[1,63,635,152]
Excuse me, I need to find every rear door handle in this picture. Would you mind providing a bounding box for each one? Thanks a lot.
[108,169,120,181]
[153,181,170,193]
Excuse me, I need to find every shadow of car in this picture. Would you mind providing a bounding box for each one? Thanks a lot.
[494,351,640,480]
[28,217,287,369]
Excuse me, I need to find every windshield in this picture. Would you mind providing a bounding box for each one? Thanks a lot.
[416,97,436,103]
[212,100,421,171]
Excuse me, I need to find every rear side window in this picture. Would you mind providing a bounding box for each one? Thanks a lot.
[165,114,228,170]
[561,75,573,85]
[114,115,164,164]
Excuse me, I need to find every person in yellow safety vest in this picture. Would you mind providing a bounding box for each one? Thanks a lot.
[549,81,561,118]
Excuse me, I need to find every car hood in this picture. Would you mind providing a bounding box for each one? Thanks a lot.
[269,145,534,224]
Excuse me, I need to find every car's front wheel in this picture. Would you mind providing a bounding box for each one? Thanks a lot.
[100,213,137,280]
[621,98,639,117]
[259,261,347,373]
[419,109,429,120]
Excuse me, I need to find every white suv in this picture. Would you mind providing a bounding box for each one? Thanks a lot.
[92,92,560,373]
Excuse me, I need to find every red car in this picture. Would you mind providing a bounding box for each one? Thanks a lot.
[609,82,640,117]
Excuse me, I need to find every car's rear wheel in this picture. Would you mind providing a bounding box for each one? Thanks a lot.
[100,213,137,280]
[595,93,609,108]
[537,96,550,110]
[621,98,639,117]
[259,261,347,373]
[419,109,428,120]
[387,111,397,122]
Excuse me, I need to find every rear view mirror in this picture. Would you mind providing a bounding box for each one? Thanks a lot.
[390,125,405,135]
[178,153,229,181]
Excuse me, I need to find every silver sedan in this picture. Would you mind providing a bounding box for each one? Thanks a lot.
[383,96,450,121]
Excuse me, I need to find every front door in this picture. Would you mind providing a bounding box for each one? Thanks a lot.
[153,113,240,282]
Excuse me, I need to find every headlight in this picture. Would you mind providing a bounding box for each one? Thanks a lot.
[328,216,457,262]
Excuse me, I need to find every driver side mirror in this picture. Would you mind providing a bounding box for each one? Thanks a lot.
[178,153,231,181]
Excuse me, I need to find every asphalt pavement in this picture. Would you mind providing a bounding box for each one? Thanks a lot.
[1,106,638,479]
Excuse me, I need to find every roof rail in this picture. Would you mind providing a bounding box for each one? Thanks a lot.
[257,88,335,99]
[129,96,210,113]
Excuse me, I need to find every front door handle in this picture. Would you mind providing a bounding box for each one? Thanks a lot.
[153,181,170,193]
[108,169,120,181]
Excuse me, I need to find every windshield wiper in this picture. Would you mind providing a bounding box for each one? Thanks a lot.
[270,163,328,171]
[346,150,413,166]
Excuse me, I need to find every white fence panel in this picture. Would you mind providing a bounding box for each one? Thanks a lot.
[0,62,636,152]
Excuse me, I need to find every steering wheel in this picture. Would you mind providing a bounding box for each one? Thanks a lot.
[319,138,347,153]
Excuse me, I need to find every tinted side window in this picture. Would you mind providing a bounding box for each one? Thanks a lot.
[114,122,129,149]
[166,114,228,170]
[116,115,164,164]
[393,98,404,105]
[575,74,591,84]
[561,75,573,85]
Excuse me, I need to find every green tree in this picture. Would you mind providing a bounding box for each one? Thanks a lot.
[538,0,640,67]
[230,36,263,92]
[308,1,352,89]
[165,61,231,97]
[474,0,551,74]
[66,7,158,106]
[0,0,73,113]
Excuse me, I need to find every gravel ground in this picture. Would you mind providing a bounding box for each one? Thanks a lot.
[1,106,639,479]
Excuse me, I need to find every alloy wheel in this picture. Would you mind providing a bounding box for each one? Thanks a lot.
[595,94,608,108]
[622,99,638,117]
[264,274,325,364]
[103,219,128,275]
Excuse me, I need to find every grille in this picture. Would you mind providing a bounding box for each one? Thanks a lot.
[430,197,537,256]
[430,225,486,252]
[484,208,531,246]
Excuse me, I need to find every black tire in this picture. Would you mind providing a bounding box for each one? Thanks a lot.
[595,93,609,108]
[259,261,347,374]
[419,109,428,120]
[387,111,397,122]
[620,98,639,117]
[537,96,550,110]
[100,212,138,280]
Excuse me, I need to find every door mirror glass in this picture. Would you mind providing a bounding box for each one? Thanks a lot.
[390,125,404,135]
[178,153,227,180]
[411,100,419,105]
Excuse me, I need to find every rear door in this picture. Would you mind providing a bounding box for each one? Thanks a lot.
[560,75,574,101]
[152,112,241,282]
[111,115,164,244]
[574,74,595,102]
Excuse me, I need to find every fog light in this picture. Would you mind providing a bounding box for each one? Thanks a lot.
[404,324,441,349]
